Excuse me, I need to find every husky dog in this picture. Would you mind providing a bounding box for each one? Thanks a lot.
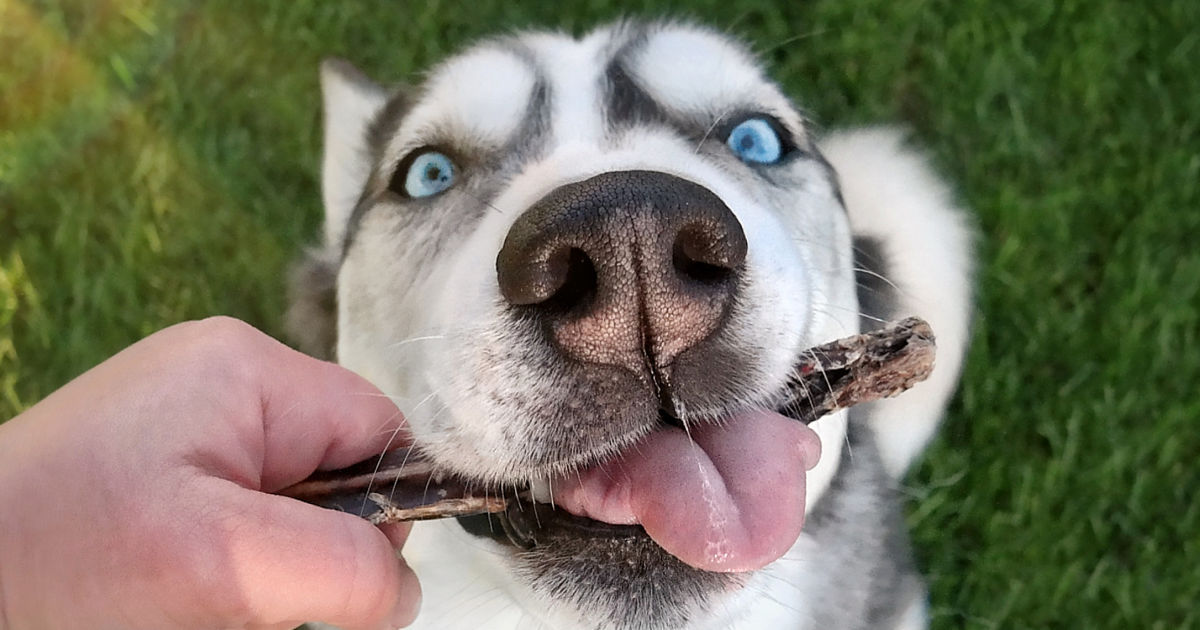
[288,20,971,630]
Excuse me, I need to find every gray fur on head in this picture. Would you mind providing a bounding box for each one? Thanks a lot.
[285,247,338,360]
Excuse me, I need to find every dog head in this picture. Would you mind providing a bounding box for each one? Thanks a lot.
[295,21,862,629]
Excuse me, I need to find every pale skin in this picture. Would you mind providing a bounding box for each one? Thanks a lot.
[0,317,421,630]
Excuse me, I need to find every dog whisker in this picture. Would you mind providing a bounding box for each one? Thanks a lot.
[850,265,903,293]
[754,27,832,57]
[807,301,890,328]
[359,406,409,518]
[384,440,418,506]
[695,109,733,153]
[743,581,807,615]
[805,305,856,334]
[383,334,450,351]
[459,186,512,216]
[410,388,445,414]
[435,586,509,627]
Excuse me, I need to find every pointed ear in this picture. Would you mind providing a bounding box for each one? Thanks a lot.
[320,58,388,251]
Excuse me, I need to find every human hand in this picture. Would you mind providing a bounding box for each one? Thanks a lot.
[0,317,420,630]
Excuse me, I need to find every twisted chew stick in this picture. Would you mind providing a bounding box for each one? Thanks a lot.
[279,316,936,525]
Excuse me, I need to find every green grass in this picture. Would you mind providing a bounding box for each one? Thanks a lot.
[2,0,1197,627]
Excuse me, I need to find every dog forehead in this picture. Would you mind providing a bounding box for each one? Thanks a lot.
[379,22,802,166]
[631,26,765,95]
[627,26,800,127]
[392,45,538,151]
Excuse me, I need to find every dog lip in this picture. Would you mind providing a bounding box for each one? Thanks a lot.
[515,501,647,540]
[455,502,648,549]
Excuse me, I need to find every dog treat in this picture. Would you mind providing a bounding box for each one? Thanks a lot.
[777,316,937,424]
[279,316,936,524]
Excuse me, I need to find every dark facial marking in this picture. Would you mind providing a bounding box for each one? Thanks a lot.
[341,90,412,257]
[604,60,673,131]
[506,77,551,166]
[852,236,896,333]
[812,144,847,208]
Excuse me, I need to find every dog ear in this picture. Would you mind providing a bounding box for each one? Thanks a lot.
[320,58,388,251]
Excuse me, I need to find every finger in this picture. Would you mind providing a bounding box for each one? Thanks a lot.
[217,488,421,630]
[377,521,413,550]
[246,622,308,630]
[246,331,411,490]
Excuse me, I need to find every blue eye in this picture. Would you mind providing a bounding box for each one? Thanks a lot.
[726,118,783,164]
[403,151,456,198]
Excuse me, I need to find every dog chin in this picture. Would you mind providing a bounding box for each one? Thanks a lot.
[484,513,743,629]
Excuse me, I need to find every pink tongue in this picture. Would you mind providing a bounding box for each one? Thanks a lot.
[549,409,820,573]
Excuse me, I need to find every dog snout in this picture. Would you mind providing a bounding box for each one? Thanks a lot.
[496,170,747,372]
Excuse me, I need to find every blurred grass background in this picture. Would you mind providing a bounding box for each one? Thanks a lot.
[1,0,1197,627]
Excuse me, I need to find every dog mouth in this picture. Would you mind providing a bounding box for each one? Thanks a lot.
[276,318,932,578]
[439,319,933,573]
[458,404,821,573]
[456,410,674,551]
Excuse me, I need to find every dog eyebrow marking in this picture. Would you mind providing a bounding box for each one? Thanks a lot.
[339,91,411,259]
[624,25,808,145]
[602,27,673,133]
[509,78,552,163]
[383,45,541,160]
[366,92,414,181]
[604,59,667,129]
[501,39,553,166]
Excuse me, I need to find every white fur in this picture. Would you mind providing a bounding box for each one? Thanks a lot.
[385,46,538,166]
[820,128,973,477]
[320,60,387,250]
[525,30,608,146]
[628,27,807,139]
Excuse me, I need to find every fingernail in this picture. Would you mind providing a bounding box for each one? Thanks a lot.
[386,564,421,629]
[387,592,420,629]
[800,426,822,470]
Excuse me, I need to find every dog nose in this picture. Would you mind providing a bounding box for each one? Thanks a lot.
[496,170,747,371]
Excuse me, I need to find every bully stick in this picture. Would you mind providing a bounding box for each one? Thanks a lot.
[279,316,936,525]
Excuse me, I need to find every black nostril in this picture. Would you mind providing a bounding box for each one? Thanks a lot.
[672,220,748,284]
[543,248,597,313]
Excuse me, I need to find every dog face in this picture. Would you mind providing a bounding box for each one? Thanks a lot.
[311,22,865,629]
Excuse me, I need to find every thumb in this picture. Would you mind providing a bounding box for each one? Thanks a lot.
[214,486,420,630]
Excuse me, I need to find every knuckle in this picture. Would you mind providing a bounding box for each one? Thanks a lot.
[176,317,265,383]
[192,316,259,347]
